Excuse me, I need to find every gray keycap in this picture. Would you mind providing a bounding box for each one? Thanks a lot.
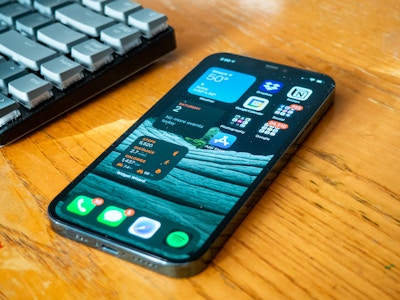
[18,0,34,8]
[34,0,72,18]
[100,23,141,54]
[0,94,19,116]
[128,8,168,39]
[40,55,85,90]
[0,93,21,128]
[0,60,28,93]
[71,39,113,72]
[0,3,31,26]
[16,12,54,37]
[9,73,53,109]
[0,0,10,7]
[82,0,112,13]
[55,4,115,37]
[0,23,8,34]
[0,30,57,71]
[104,0,142,22]
[38,23,88,53]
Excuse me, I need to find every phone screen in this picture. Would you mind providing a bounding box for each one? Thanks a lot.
[49,53,334,266]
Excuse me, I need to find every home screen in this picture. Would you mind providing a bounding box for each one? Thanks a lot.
[52,54,333,262]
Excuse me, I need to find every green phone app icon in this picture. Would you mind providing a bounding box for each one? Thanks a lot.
[67,196,97,216]
[97,206,128,227]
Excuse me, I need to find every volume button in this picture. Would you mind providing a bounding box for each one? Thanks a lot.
[295,122,313,148]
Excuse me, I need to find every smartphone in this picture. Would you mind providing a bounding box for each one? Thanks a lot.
[48,53,335,277]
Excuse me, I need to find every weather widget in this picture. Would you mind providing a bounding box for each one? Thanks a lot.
[188,67,256,103]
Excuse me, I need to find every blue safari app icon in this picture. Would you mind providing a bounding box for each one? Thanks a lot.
[188,67,256,103]
[128,217,161,239]
[209,132,237,149]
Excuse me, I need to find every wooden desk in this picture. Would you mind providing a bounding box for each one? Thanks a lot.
[1,0,399,298]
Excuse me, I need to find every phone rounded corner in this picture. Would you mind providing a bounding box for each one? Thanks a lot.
[160,255,211,278]
[322,73,336,89]
[47,198,70,232]
[47,200,57,220]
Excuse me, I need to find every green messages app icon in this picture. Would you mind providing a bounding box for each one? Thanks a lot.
[97,206,127,227]
[67,196,96,216]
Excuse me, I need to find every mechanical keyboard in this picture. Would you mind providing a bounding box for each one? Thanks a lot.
[0,0,176,146]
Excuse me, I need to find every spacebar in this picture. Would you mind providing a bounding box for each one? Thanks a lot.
[0,30,57,71]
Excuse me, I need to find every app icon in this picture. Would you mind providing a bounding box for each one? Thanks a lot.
[229,114,251,128]
[128,217,161,239]
[97,206,129,227]
[274,104,303,118]
[243,96,269,111]
[67,195,101,216]
[166,231,190,248]
[209,132,237,149]
[258,120,289,137]
[287,86,313,101]
[258,80,284,94]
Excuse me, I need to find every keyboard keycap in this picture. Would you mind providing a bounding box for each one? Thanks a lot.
[128,8,168,38]
[18,0,34,8]
[0,30,57,71]
[0,0,11,7]
[40,55,84,90]
[104,0,142,22]
[0,2,31,26]
[71,39,113,72]
[0,60,28,93]
[0,94,21,128]
[33,0,71,18]
[100,23,141,54]
[16,12,54,37]
[0,23,8,34]
[55,4,115,37]
[37,23,88,53]
[82,0,112,13]
[9,73,53,109]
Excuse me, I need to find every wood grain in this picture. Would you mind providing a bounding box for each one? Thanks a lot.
[1,0,399,299]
